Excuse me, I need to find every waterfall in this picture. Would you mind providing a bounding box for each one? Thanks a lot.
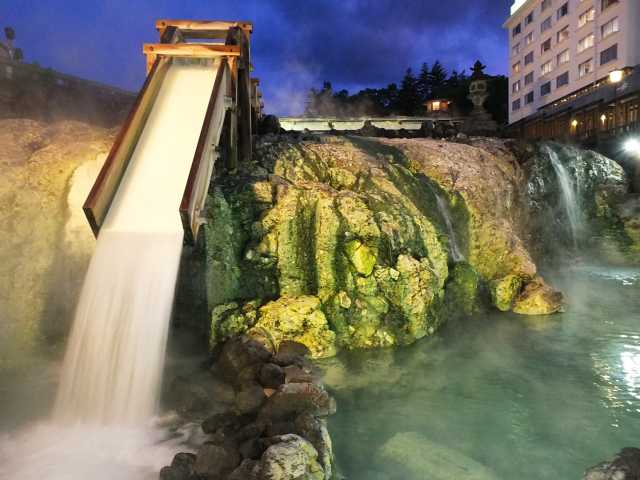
[543,144,583,248]
[54,60,218,424]
[434,192,465,262]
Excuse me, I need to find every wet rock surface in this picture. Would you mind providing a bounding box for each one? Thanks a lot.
[160,335,335,480]
[584,448,640,480]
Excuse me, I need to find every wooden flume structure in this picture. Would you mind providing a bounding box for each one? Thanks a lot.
[83,19,261,244]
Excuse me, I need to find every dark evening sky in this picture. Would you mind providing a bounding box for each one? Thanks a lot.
[2,0,512,115]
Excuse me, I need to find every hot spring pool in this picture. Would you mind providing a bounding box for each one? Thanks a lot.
[323,264,640,479]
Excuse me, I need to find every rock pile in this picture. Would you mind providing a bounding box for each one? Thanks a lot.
[160,335,335,480]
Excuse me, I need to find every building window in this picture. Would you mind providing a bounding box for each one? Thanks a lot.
[512,99,521,111]
[525,91,534,105]
[557,49,570,65]
[556,71,569,87]
[524,32,534,46]
[513,23,522,37]
[541,81,552,96]
[541,60,553,76]
[602,0,619,10]
[578,8,595,27]
[512,42,521,56]
[557,25,569,45]
[600,44,618,65]
[525,51,534,65]
[601,17,619,38]
[577,34,595,53]
[542,0,552,11]
[557,2,569,19]
[512,80,521,93]
[525,11,534,25]
[525,71,534,85]
[513,62,521,73]
[541,38,552,54]
[541,16,552,32]
[579,58,594,78]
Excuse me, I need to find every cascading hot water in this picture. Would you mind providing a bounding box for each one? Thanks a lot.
[543,144,584,248]
[54,59,218,424]
[433,191,465,262]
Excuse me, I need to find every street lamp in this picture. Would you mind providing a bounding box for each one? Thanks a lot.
[624,138,640,155]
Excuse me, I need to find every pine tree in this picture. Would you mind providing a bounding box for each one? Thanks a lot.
[398,68,420,115]
[430,61,448,98]
[417,63,431,102]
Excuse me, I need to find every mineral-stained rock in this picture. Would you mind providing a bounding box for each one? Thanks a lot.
[248,296,337,358]
[490,274,524,312]
[379,431,499,480]
[512,276,563,315]
[194,442,241,478]
[260,434,325,480]
[259,382,336,422]
[294,414,334,479]
[583,447,640,480]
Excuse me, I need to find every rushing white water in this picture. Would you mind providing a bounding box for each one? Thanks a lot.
[434,192,464,262]
[0,59,219,480]
[545,145,583,248]
[55,59,218,424]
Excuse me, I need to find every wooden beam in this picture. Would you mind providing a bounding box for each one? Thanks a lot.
[84,57,171,236]
[156,19,253,35]
[143,43,241,58]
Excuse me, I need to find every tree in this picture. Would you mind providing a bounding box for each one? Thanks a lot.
[417,63,431,102]
[13,47,23,62]
[429,61,448,98]
[397,68,420,115]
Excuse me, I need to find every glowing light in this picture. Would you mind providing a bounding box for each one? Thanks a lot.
[624,138,640,155]
[609,70,624,83]
[601,114,607,124]
[571,119,578,128]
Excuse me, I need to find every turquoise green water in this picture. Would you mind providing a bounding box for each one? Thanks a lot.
[324,264,640,479]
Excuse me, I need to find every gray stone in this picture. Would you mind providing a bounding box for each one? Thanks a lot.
[259,363,286,389]
[235,382,268,415]
[194,442,241,478]
[229,459,262,480]
[218,336,273,383]
[258,382,335,422]
[295,414,333,479]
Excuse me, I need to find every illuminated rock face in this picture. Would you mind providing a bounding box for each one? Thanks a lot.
[0,119,112,371]
[204,136,565,356]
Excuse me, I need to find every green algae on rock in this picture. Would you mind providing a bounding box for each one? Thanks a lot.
[203,135,565,357]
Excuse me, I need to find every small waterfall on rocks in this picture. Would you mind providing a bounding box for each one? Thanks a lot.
[0,60,217,479]
[544,144,584,248]
[434,192,465,262]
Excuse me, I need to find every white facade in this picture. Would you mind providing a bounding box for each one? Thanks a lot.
[504,0,640,124]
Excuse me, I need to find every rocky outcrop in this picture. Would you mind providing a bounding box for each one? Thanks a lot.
[583,448,640,480]
[160,336,335,480]
[0,119,112,371]
[204,135,564,357]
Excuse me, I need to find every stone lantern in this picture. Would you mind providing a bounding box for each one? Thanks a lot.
[463,60,498,134]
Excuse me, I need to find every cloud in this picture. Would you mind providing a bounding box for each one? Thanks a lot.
[2,0,511,115]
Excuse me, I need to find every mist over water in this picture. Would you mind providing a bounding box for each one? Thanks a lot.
[0,60,217,478]
[327,264,640,479]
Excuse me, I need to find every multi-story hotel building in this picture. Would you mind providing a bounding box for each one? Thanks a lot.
[504,0,640,139]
